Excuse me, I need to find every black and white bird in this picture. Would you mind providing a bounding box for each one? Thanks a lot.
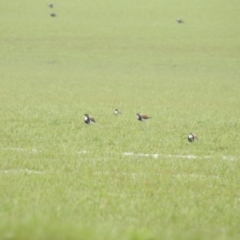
[48,3,54,8]
[136,113,152,121]
[50,12,56,17]
[84,114,96,124]
[176,18,184,23]
[114,109,121,115]
[188,133,198,142]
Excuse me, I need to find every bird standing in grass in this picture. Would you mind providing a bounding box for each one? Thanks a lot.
[84,114,96,124]
[136,113,152,121]
[188,133,198,142]
[50,12,56,17]
[176,18,184,23]
[48,3,56,17]
[114,109,121,115]
[48,3,54,8]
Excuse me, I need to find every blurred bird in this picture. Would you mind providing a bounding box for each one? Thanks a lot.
[48,3,54,8]
[50,13,56,17]
[136,113,152,121]
[176,18,184,23]
[84,114,96,124]
[188,133,198,142]
[114,109,121,115]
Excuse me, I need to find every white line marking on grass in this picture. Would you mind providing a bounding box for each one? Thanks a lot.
[167,154,211,159]
[222,156,236,161]
[123,152,134,156]
[0,169,45,174]
[93,171,145,178]
[175,174,220,179]
[76,150,87,154]
[124,152,239,161]
[94,171,144,175]
[123,152,211,159]
[1,147,39,153]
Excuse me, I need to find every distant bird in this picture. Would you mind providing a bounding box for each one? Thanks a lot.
[188,133,198,142]
[176,18,184,23]
[48,3,54,8]
[84,114,96,125]
[136,113,152,121]
[114,109,121,115]
[50,13,56,17]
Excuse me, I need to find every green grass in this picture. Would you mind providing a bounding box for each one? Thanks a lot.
[0,0,240,239]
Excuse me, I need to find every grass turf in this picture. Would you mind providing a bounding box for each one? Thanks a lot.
[0,0,240,239]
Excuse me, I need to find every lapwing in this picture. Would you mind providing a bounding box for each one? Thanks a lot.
[188,133,198,142]
[48,3,54,8]
[176,18,184,23]
[114,109,121,115]
[50,13,56,17]
[136,113,152,121]
[84,114,96,124]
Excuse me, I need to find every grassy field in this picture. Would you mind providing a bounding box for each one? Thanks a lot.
[1,0,240,239]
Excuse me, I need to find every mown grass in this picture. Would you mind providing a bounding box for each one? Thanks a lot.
[0,0,240,239]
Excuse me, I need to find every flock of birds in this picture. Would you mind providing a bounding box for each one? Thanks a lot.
[84,110,198,143]
[47,3,185,23]
[84,110,151,124]
[47,2,188,137]
[48,3,56,17]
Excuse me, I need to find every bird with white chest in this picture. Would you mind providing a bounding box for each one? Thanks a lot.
[188,133,198,142]
[136,113,152,122]
[84,114,96,125]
